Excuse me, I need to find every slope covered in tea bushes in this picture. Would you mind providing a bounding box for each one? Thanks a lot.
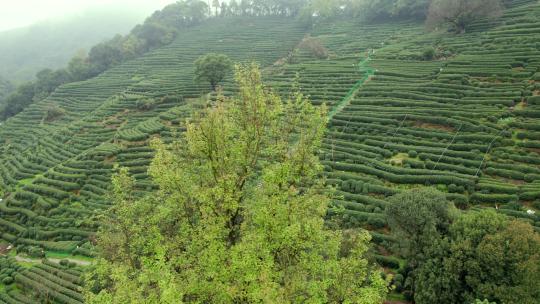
[321,2,540,233]
[1,1,540,301]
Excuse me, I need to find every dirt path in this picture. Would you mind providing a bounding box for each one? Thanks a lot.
[328,55,375,120]
[14,255,91,266]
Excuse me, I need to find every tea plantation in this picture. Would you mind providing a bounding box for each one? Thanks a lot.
[1,1,540,302]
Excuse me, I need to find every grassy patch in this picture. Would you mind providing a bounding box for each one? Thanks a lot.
[388,153,409,166]
[45,251,94,262]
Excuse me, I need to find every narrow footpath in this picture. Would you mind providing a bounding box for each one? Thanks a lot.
[328,54,375,120]
[14,255,91,266]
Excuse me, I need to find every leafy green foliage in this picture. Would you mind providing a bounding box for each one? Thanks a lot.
[194,53,233,90]
[392,0,431,18]
[385,188,456,298]
[44,104,66,122]
[85,64,388,303]
[0,77,13,100]
[300,0,431,23]
[0,81,35,120]
[386,188,456,265]
[420,212,540,303]
[387,189,540,303]
[2,1,540,302]
[426,0,504,33]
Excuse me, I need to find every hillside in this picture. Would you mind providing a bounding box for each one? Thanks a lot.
[0,78,12,101]
[1,0,540,302]
[0,7,152,83]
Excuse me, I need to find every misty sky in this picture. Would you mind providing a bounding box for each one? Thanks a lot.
[0,0,176,31]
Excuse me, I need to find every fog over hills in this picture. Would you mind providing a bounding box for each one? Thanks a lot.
[0,3,167,83]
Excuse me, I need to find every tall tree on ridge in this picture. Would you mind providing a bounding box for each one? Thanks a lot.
[194,53,233,90]
[426,0,503,33]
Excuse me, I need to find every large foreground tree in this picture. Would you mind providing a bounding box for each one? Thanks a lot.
[426,0,503,33]
[85,64,388,303]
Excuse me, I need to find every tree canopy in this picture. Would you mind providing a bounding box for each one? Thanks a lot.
[85,64,388,303]
[385,188,456,298]
[0,77,13,108]
[415,211,540,303]
[387,188,540,303]
[426,0,504,33]
[194,53,233,90]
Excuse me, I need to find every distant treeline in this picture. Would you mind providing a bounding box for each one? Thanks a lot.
[207,0,430,20]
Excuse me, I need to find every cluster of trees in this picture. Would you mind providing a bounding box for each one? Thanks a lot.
[0,0,209,121]
[302,0,507,32]
[387,188,540,303]
[210,0,309,17]
[296,0,431,22]
[0,77,13,114]
[0,77,13,100]
[206,0,442,22]
[84,64,389,303]
[0,66,85,120]
[426,0,504,33]
[253,0,505,33]
[179,0,430,20]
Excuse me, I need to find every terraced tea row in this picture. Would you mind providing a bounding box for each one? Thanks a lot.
[0,256,84,304]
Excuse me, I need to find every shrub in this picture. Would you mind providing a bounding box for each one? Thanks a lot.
[368,216,387,228]
[525,174,540,182]
[519,192,540,201]
[135,98,158,110]
[422,47,436,60]
[470,193,519,204]
[298,37,329,59]
[375,255,400,269]
[27,246,45,258]
[393,273,404,292]
[528,95,540,105]
[44,104,65,122]
[2,276,13,285]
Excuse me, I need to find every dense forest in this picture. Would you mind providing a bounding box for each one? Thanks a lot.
[0,0,539,303]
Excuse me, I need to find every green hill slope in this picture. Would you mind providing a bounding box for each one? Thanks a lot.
[0,78,13,102]
[1,1,540,302]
